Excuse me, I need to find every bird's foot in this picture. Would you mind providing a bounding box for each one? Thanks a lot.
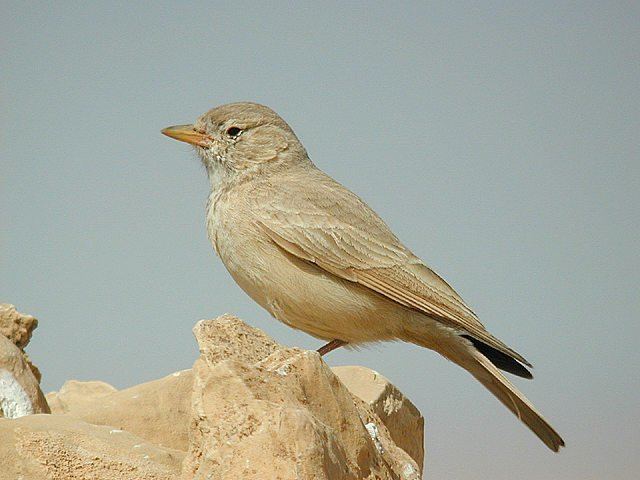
[317,339,347,356]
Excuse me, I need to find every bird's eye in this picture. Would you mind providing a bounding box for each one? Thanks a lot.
[226,126,242,137]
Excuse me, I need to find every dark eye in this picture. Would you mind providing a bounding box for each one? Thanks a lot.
[226,126,242,137]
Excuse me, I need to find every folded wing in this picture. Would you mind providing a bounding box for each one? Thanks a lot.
[257,170,530,367]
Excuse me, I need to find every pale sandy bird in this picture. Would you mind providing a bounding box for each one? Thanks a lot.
[162,102,565,452]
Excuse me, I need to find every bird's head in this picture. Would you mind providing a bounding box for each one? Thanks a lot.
[162,102,308,183]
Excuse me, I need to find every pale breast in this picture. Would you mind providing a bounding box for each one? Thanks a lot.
[207,190,275,308]
[207,192,413,343]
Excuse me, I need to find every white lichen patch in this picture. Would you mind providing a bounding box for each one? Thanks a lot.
[402,462,417,478]
[0,369,34,418]
[364,422,384,454]
[383,392,404,416]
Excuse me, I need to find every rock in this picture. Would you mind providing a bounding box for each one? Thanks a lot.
[24,352,43,383]
[0,414,184,480]
[0,335,50,418]
[48,371,192,451]
[46,379,118,414]
[192,314,281,365]
[0,303,43,382]
[45,364,423,469]
[182,315,421,480]
[0,303,38,349]
[333,365,424,469]
[19,314,423,479]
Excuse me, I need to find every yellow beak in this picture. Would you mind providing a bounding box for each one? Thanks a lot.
[161,124,212,147]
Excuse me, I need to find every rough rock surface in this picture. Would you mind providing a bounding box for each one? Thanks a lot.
[0,303,38,349]
[47,365,422,469]
[182,315,421,480]
[3,313,424,479]
[0,414,184,480]
[48,371,192,451]
[334,365,424,468]
[46,379,118,413]
[0,303,43,382]
[0,335,50,418]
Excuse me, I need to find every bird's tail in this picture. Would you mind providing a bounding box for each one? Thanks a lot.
[406,327,565,451]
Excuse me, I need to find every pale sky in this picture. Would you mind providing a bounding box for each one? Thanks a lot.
[2,2,638,479]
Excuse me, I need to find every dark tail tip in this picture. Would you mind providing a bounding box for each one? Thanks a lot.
[461,335,533,379]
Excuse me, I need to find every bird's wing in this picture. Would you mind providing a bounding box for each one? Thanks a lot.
[257,170,530,366]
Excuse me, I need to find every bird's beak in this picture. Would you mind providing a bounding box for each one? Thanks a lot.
[161,124,212,147]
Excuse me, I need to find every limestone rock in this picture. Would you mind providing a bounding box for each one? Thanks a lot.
[182,315,421,480]
[333,365,424,469]
[46,379,118,414]
[192,314,281,365]
[0,303,38,349]
[0,335,50,418]
[24,352,43,383]
[17,313,423,479]
[0,303,43,382]
[48,371,192,451]
[0,414,183,480]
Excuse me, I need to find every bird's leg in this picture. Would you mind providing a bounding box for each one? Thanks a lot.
[317,339,347,356]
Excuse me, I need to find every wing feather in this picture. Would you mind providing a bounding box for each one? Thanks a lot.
[257,168,530,366]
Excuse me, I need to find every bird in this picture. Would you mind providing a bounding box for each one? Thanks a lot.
[161,102,565,452]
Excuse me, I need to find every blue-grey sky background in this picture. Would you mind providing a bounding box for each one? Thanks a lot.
[2,2,638,478]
